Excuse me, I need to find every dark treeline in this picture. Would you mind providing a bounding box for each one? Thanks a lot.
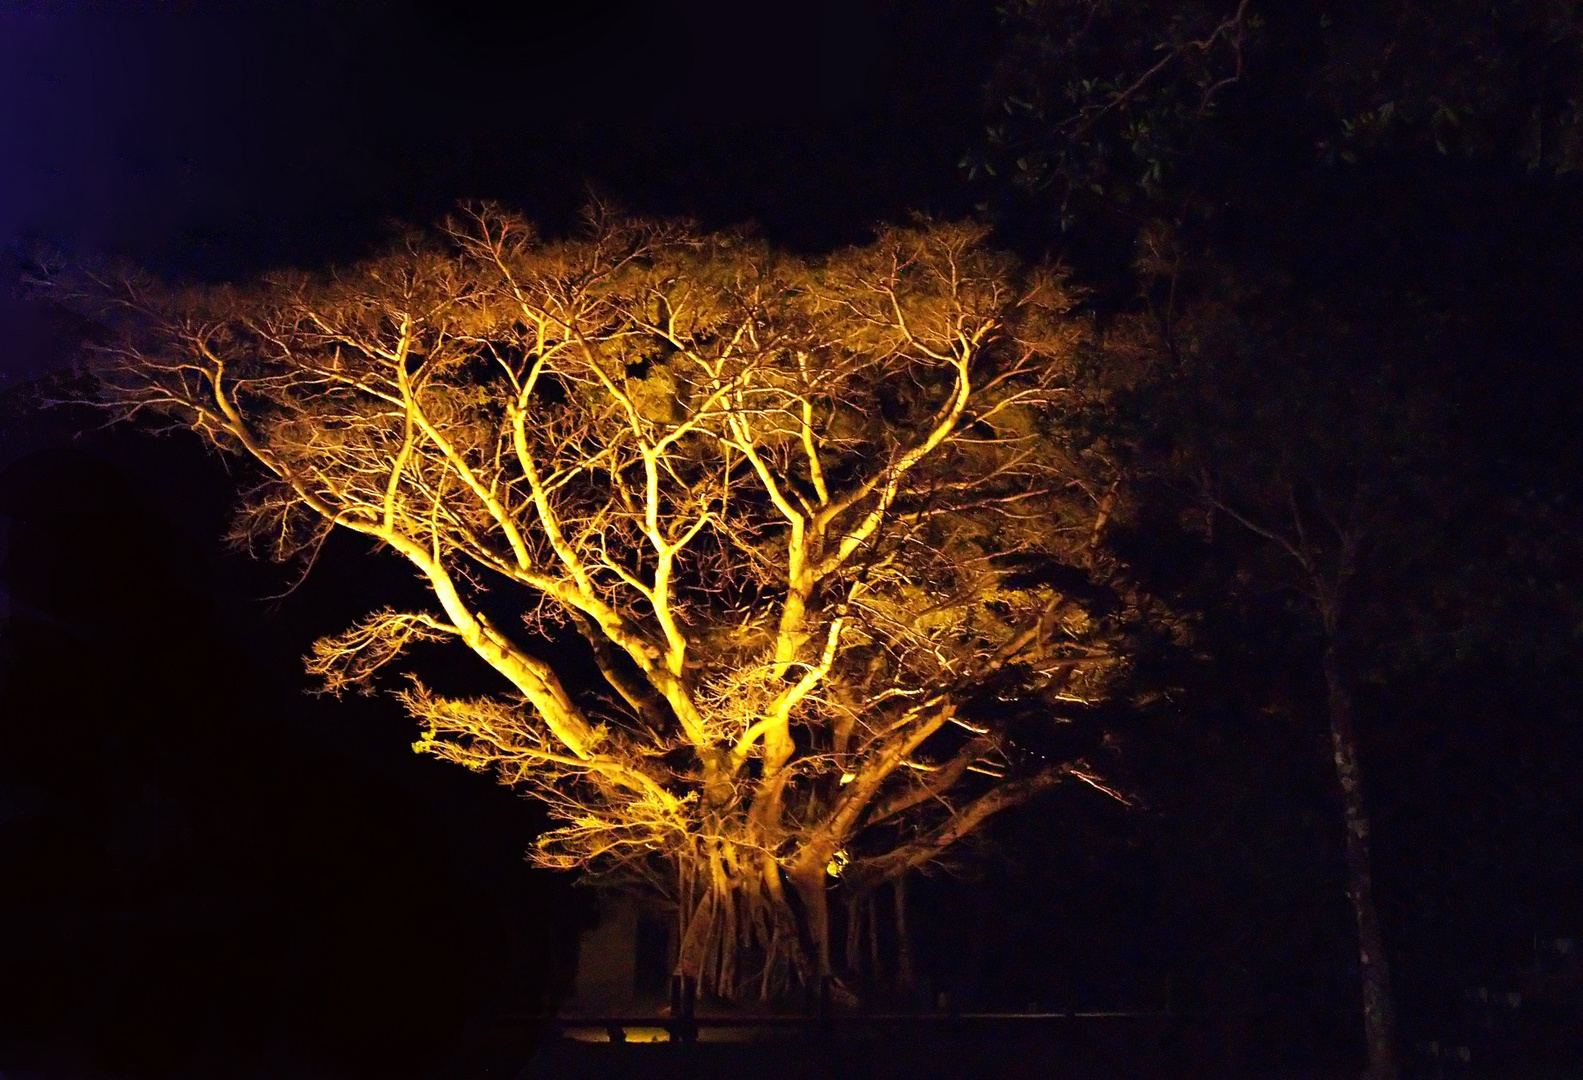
[969,3,1583,1076]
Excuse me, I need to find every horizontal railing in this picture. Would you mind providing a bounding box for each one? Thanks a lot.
[554,1010,1165,1024]
[547,1008,1169,1044]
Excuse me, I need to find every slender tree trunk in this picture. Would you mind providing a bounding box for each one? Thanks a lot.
[1323,643,1399,1080]
[894,874,915,993]
[868,892,882,980]
[673,872,713,983]
[845,893,864,979]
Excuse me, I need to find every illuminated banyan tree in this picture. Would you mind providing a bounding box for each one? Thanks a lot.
[81,207,1150,1002]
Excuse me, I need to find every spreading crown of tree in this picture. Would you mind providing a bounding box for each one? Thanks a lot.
[77,206,1154,999]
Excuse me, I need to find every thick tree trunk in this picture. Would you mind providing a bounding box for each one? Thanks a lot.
[790,863,833,979]
[670,847,823,1004]
[789,860,835,1015]
[1323,644,1399,1080]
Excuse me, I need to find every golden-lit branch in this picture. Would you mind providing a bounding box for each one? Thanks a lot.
[308,607,459,695]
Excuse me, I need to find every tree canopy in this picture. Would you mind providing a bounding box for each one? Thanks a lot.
[75,207,1159,1000]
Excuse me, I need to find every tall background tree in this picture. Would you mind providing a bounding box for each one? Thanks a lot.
[974,1,1583,1075]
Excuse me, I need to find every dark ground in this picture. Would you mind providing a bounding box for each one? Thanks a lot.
[519,1020,1173,1080]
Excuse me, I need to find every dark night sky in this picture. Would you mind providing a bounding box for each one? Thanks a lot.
[1,0,993,387]
[0,1,988,271]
